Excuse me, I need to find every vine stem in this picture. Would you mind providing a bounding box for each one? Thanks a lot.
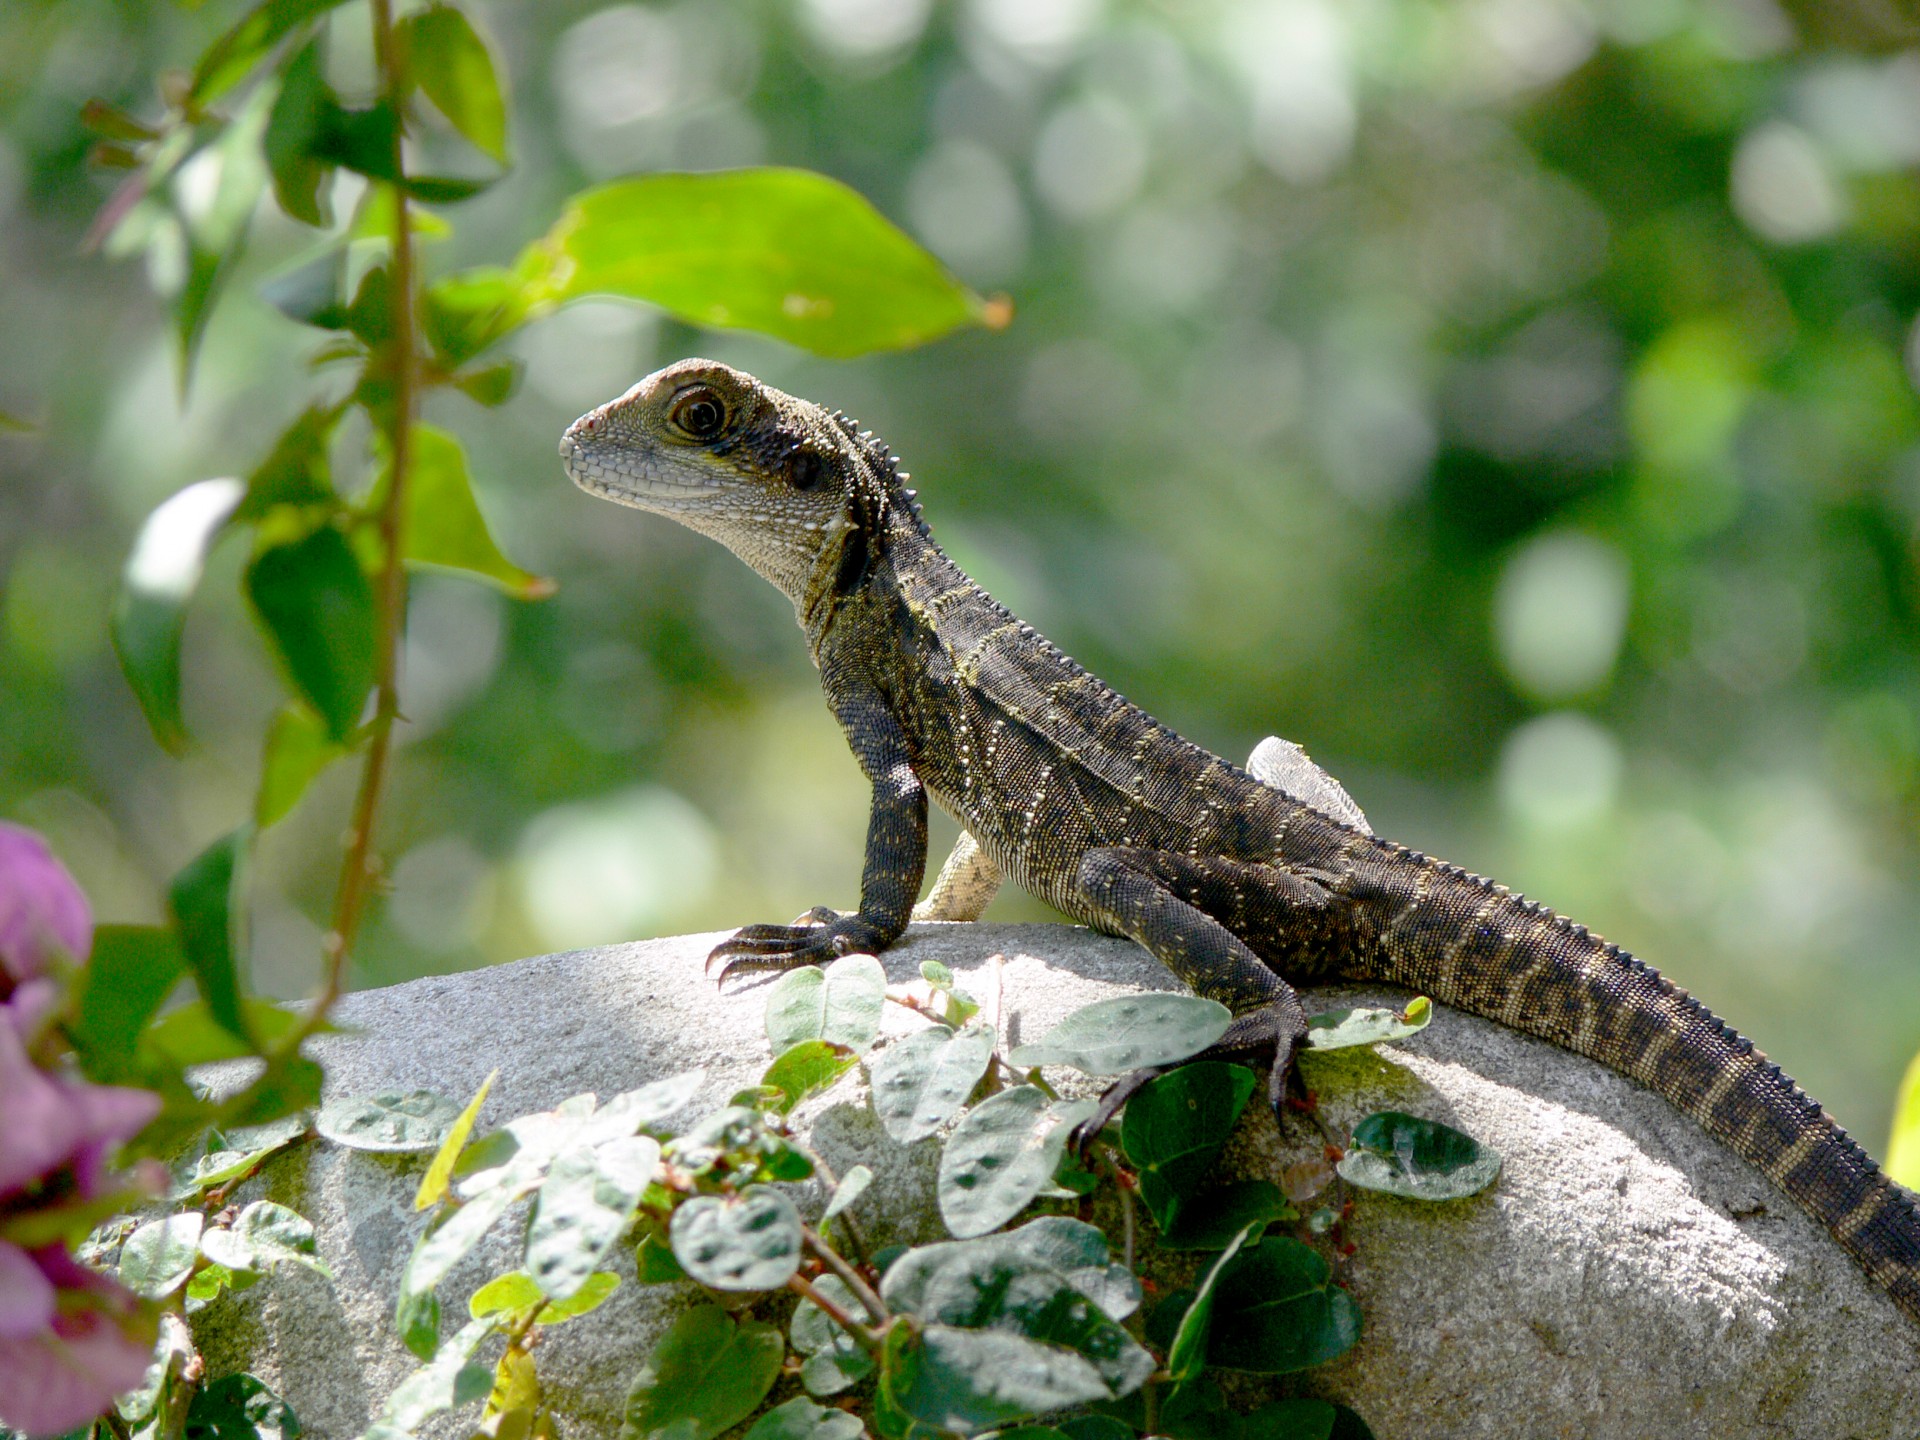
[297,0,418,1046]
[802,1226,888,1325]
[788,1270,885,1354]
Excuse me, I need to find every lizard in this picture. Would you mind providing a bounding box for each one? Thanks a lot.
[558,356,1920,1327]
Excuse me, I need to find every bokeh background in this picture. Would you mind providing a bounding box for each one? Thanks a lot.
[5,0,1920,1143]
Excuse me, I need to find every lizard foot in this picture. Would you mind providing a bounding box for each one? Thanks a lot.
[706,913,882,986]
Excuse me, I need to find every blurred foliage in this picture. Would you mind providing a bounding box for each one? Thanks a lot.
[4,0,1920,1147]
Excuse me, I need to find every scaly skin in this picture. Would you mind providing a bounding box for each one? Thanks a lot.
[559,357,1920,1327]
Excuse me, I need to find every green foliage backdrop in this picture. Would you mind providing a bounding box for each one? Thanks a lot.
[4,0,1920,1147]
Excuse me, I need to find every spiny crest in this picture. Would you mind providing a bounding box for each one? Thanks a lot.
[829,407,930,535]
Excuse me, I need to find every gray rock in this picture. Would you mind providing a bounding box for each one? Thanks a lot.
[192,923,1920,1438]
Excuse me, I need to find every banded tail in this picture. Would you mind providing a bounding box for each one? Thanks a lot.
[1347,849,1920,1326]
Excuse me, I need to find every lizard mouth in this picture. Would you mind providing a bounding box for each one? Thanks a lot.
[558,425,727,512]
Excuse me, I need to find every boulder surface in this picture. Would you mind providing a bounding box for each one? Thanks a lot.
[193,923,1920,1437]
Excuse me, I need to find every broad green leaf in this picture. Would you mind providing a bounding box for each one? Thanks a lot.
[939,1089,1096,1238]
[669,1183,803,1291]
[882,1218,1140,1325]
[199,1201,331,1279]
[318,1090,461,1152]
[235,405,338,521]
[119,1212,204,1299]
[790,1273,875,1396]
[1338,1111,1501,1200]
[525,1135,658,1300]
[423,265,527,366]
[881,1319,1140,1436]
[399,1178,533,1319]
[823,952,886,1050]
[1204,1237,1363,1373]
[1009,995,1232,1075]
[1887,1045,1920,1189]
[765,966,827,1052]
[470,1267,619,1324]
[138,997,300,1069]
[372,1316,494,1431]
[259,247,349,329]
[452,360,520,407]
[822,1164,872,1223]
[255,703,343,829]
[175,1114,309,1198]
[602,1069,706,1132]
[172,83,271,381]
[533,1270,620,1323]
[396,1288,441,1361]
[1120,1062,1257,1231]
[1304,997,1432,1052]
[118,1311,194,1422]
[1160,1179,1295,1251]
[417,1069,497,1211]
[524,170,990,357]
[400,4,509,163]
[68,924,185,1082]
[245,521,377,740]
[1056,1416,1134,1440]
[620,1304,782,1440]
[183,1372,301,1440]
[113,477,245,752]
[1233,1399,1375,1440]
[869,1023,995,1143]
[398,424,553,598]
[761,1039,857,1115]
[263,38,334,227]
[168,826,252,1042]
[634,1229,686,1284]
[744,1397,866,1440]
[190,0,352,106]
[1166,1223,1257,1381]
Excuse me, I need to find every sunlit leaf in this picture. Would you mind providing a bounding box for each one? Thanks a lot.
[175,1113,308,1198]
[1120,1062,1257,1231]
[1888,1046,1920,1190]
[255,703,343,829]
[743,1396,866,1440]
[168,826,252,1043]
[822,1164,872,1224]
[68,924,186,1083]
[199,1201,331,1279]
[670,1184,804,1292]
[417,1069,497,1211]
[399,424,553,598]
[119,1213,204,1299]
[789,1274,874,1396]
[190,0,353,107]
[1009,994,1232,1076]
[112,477,245,753]
[318,1090,460,1152]
[1166,1223,1257,1382]
[760,1039,858,1115]
[401,4,509,164]
[525,1135,658,1300]
[371,1315,494,1431]
[263,38,333,227]
[470,1268,619,1325]
[882,1218,1139,1325]
[1337,1111,1501,1201]
[765,966,827,1053]
[244,521,377,741]
[621,1304,782,1440]
[138,997,300,1069]
[869,1022,995,1144]
[521,169,991,357]
[1304,997,1431,1052]
[937,1088,1097,1239]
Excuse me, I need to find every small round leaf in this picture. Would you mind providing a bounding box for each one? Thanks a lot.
[869,1023,996,1143]
[1008,994,1231,1075]
[671,1184,804,1291]
[317,1090,461,1153]
[1337,1111,1501,1201]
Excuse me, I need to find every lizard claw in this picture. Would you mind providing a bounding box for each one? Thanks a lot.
[705,912,880,985]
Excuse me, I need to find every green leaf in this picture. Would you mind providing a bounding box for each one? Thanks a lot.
[1159,1179,1295,1250]
[245,521,377,741]
[761,1039,858,1115]
[138,997,300,1069]
[113,477,245,753]
[822,1164,872,1224]
[68,924,186,1083]
[1232,1399,1375,1440]
[372,1315,494,1430]
[263,38,334,227]
[400,4,509,164]
[319,1090,461,1153]
[1304,997,1432,1052]
[255,703,343,829]
[869,1023,996,1144]
[1338,1111,1501,1200]
[236,405,340,522]
[1009,995,1233,1076]
[452,360,520,407]
[620,1304,782,1440]
[168,826,253,1043]
[881,1315,1145,1436]
[470,1267,619,1324]
[396,1288,441,1361]
[1166,1223,1257,1382]
[524,170,991,357]
[882,1218,1140,1325]
[669,1183,804,1291]
[765,966,827,1052]
[634,1229,686,1284]
[1120,1062,1257,1231]
[1204,1237,1363,1373]
[744,1397,866,1440]
[199,1201,331,1279]
[402,425,554,598]
[790,1273,875,1396]
[1055,1416,1134,1440]
[190,0,352,107]
[119,1212,204,1299]
[1887,1045,1920,1189]
[399,1177,534,1323]
[172,80,272,381]
[175,1114,309,1198]
[939,1088,1097,1238]
[823,953,886,1049]
[422,265,527,366]
[417,1069,496,1211]
[259,247,349,329]
[183,1372,302,1440]
[920,960,980,1026]
[525,1135,658,1300]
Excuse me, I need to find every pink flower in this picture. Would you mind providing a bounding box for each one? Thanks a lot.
[0,825,91,997]
[0,996,160,1201]
[0,1244,156,1437]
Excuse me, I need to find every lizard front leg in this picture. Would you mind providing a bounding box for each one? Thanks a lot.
[708,673,927,983]
[912,829,1001,922]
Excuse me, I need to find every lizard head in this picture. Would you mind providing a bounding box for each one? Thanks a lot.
[560,358,904,618]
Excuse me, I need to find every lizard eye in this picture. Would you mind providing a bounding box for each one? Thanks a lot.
[789,450,824,491]
[669,386,728,441]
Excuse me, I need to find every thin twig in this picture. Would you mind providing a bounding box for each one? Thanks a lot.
[788,1270,885,1353]
[802,1226,888,1325]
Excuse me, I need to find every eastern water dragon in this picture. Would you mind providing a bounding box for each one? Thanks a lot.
[558,357,1920,1328]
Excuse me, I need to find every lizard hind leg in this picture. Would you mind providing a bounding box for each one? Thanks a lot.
[1069,847,1339,1129]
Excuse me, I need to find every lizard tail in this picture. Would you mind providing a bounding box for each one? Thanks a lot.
[1349,857,1920,1327]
